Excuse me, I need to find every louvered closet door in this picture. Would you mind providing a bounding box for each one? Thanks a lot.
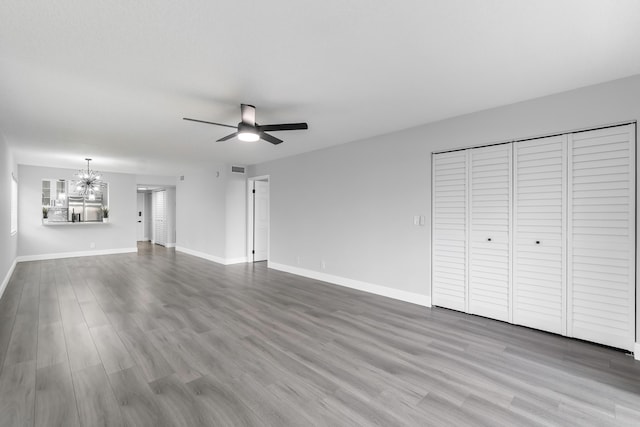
[513,136,566,334]
[568,124,636,351]
[432,150,468,312]
[469,144,512,322]
[154,190,167,246]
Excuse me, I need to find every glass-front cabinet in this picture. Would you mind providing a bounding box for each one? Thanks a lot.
[42,179,109,223]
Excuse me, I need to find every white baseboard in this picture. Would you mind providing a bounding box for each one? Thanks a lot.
[175,247,247,266]
[225,256,248,265]
[176,246,246,266]
[16,247,138,263]
[0,258,17,301]
[635,342,640,361]
[165,243,176,248]
[268,262,431,308]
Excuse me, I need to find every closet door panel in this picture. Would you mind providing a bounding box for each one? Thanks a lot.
[568,124,635,351]
[469,144,512,322]
[154,190,166,246]
[432,151,468,312]
[513,136,566,334]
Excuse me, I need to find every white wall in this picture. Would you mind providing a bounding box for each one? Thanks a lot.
[136,174,177,186]
[165,187,176,246]
[225,170,247,262]
[0,134,17,297]
[176,166,227,259]
[252,74,640,340]
[144,192,152,240]
[175,165,246,264]
[18,165,137,260]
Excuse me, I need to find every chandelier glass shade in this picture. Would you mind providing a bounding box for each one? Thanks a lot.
[75,158,103,199]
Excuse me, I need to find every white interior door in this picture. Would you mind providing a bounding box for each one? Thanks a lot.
[567,124,636,351]
[513,135,567,334]
[153,190,166,246]
[253,180,269,262]
[136,193,145,241]
[432,150,468,312]
[469,144,512,322]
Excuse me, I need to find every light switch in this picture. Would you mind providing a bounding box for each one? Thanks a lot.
[413,215,420,226]
[419,215,425,226]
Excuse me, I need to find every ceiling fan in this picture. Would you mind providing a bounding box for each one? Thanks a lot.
[183,104,308,145]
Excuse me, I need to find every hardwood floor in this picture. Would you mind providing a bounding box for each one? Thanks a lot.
[1,242,639,426]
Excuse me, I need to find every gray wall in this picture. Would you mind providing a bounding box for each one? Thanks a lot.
[18,165,137,258]
[225,170,247,261]
[166,187,176,246]
[0,134,17,295]
[252,74,640,338]
[136,174,177,186]
[176,166,227,258]
[175,165,246,262]
[144,192,152,240]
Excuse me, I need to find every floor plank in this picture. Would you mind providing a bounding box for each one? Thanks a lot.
[0,360,36,427]
[34,362,80,427]
[36,321,67,369]
[72,364,123,427]
[0,242,638,426]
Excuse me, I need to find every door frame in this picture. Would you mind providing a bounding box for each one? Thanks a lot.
[136,192,145,241]
[247,175,270,263]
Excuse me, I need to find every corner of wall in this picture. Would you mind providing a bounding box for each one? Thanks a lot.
[0,258,17,301]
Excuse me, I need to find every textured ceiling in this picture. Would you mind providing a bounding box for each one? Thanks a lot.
[1,0,640,175]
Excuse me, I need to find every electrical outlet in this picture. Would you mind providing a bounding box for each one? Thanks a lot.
[90,242,96,249]
[296,256,301,265]
[321,260,326,270]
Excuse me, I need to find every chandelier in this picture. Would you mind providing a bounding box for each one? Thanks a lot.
[75,158,103,200]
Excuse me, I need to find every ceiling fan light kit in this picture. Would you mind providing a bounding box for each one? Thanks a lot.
[184,104,308,145]
[237,122,260,142]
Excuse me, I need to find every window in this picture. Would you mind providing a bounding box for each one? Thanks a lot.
[10,174,17,235]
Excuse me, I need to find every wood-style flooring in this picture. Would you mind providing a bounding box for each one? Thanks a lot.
[0,242,639,426]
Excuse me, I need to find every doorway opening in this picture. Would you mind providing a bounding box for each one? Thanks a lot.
[247,176,269,263]
[137,185,176,247]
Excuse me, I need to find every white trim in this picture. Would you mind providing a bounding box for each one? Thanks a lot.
[176,246,226,264]
[225,256,248,265]
[247,175,270,263]
[268,262,431,308]
[165,243,176,248]
[635,343,640,361]
[16,247,138,262]
[175,246,245,266]
[246,180,254,261]
[0,258,17,300]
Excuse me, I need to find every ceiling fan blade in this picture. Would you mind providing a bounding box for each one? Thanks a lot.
[240,104,256,126]
[183,118,237,129]
[260,132,283,145]
[217,132,238,142]
[258,122,308,132]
